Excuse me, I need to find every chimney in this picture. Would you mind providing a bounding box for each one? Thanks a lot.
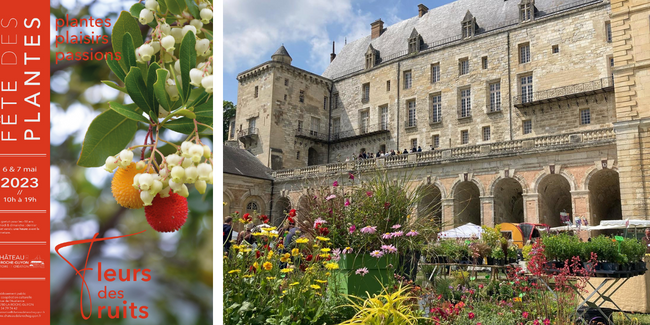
[370,19,384,39]
[330,41,336,62]
[418,4,429,17]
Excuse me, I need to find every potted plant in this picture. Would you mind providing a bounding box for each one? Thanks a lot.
[491,246,505,265]
[507,244,519,264]
[469,241,490,265]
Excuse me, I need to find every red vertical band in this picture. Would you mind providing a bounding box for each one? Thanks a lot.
[0,1,50,324]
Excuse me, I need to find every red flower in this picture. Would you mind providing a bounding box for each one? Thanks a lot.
[522,312,529,319]
[306,254,313,262]
[259,214,269,223]
[349,173,354,180]
[289,209,296,217]
[255,250,261,258]
[319,227,330,236]
[242,213,252,223]
[468,312,475,319]
[384,202,391,209]
[543,319,550,325]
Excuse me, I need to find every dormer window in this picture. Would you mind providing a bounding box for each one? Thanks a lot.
[408,28,422,54]
[365,44,377,69]
[520,0,535,22]
[461,11,477,39]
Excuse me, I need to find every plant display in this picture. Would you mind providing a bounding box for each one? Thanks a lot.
[78,0,214,233]
[339,284,425,325]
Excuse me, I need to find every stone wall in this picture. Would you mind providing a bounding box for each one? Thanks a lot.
[223,174,273,232]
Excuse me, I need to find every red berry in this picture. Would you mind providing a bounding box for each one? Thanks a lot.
[144,193,189,232]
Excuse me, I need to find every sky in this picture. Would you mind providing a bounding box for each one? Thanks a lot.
[223,0,456,104]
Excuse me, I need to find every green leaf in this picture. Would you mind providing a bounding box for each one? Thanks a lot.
[101,80,127,93]
[173,0,187,12]
[184,0,200,19]
[165,0,182,15]
[77,109,138,167]
[193,97,213,125]
[106,55,126,82]
[122,32,137,69]
[203,28,213,41]
[179,31,197,103]
[146,62,161,118]
[154,69,171,111]
[125,67,154,116]
[162,118,197,134]
[188,90,209,108]
[158,0,168,14]
[172,108,196,119]
[130,3,145,18]
[112,11,143,71]
[109,102,150,123]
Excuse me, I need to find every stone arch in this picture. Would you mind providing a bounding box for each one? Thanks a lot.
[308,147,320,166]
[297,195,311,220]
[532,169,577,194]
[588,169,622,227]
[488,174,529,196]
[452,181,482,227]
[583,165,619,191]
[417,184,443,227]
[536,173,573,227]
[242,195,266,216]
[450,176,486,198]
[492,178,524,224]
[272,196,292,226]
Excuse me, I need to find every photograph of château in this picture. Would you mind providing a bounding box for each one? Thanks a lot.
[224,0,650,235]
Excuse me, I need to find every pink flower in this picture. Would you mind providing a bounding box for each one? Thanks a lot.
[391,231,404,237]
[342,247,353,254]
[360,226,377,234]
[314,218,327,228]
[344,198,350,206]
[381,233,393,239]
[348,173,354,180]
[468,312,475,319]
[381,244,397,253]
[332,181,338,187]
[405,230,419,237]
[349,225,356,233]
[370,250,384,258]
[522,312,529,319]
[534,321,540,325]
[326,194,336,201]
[543,319,550,325]
[355,267,369,276]
[391,224,401,229]
[366,191,373,197]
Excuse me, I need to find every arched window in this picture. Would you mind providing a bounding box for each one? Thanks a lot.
[246,201,259,213]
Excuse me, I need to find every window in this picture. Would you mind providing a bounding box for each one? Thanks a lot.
[310,117,320,136]
[229,120,235,139]
[521,75,533,103]
[284,94,287,101]
[408,35,419,53]
[459,58,469,75]
[523,120,532,135]
[254,86,259,98]
[380,106,389,130]
[333,93,339,109]
[365,52,374,69]
[461,130,469,145]
[605,21,612,43]
[297,151,300,159]
[284,79,289,86]
[460,88,471,118]
[404,70,412,89]
[431,64,440,83]
[431,94,442,123]
[519,43,530,64]
[332,118,340,138]
[407,100,417,127]
[580,108,591,125]
[552,45,559,54]
[411,138,418,149]
[246,201,259,213]
[362,83,370,102]
[489,82,501,112]
[432,135,440,148]
[299,90,305,103]
[323,96,328,110]
[482,126,491,141]
[248,117,257,134]
[520,2,533,21]
[360,110,369,133]
[462,21,473,38]
[609,56,615,81]
[482,56,488,69]
[386,80,390,91]
[297,120,303,132]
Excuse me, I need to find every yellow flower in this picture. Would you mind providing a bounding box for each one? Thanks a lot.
[316,236,330,241]
[296,238,309,244]
[263,262,273,271]
[243,275,253,278]
[321,248,331,253]
[291,248,300,256]
[228,269,241,274]
[253,262,259,270]
[282,290,287,295]
[325,262,339,270]
[266,277,276,280]
[280,254,290,263]
[277,243,285,249]
[310,284,321,290]
[315,280,327,284]
[325,272,330,276]
[281,268,294,273]
[319,254,331,259]
[513,297,522,302]
[267,251,274,260]
[406,214,411,219]
[252,232,263,236]
[268,233,279,238]
[242,248,252,253]
[231,245,241,250]
[290,282,300,286]
[264,227,277,231]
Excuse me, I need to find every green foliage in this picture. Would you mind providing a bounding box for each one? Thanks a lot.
[77,109,138,167]
[481,225,503,248]
[490,246,505,260]
[111,11,143,71]
[109,102,150,123]
[620,238,646,262]
[440,240,468,261]
[223,100,236,141]
[339,284,424,325]
[179,31,197,102]
[522,244,533,262]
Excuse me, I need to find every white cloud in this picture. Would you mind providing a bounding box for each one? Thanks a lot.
[224,0,372,74]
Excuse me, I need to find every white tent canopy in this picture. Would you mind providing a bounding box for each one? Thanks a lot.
[550,219,650,232]
[438,223,483,239]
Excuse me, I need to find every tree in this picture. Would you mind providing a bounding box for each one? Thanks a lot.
[223,100,237,141]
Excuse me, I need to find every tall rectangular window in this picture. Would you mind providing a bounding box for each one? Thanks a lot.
[254,86,259,98]
[404,70,412,89]
[523,120,532,135]
[461,130,469,145]
[248,117,257,134]
[482,126,491,141]
[521,75,533,103]
[333,93,339,109]
[459,58,469,75]
[411,138,418,150]
[299,90,305,103]
[520,3,532,21]
[407,100,416,127]
[310,117,320,136]
[431,64,440,83]
[580,108,591,125]
[482,56,488,69]
[519,43,530,64]
[605,21,612,43]
[297,120,303,132]
[362,83,370,102]
[432,135,440,148]
[431,94,442,123]
[489,82,501,112]
[229,120,235,139]
[386,80,390,91]
[284,79,289,86]
[462,21,473,38]
[360,110,369,133]
[323,96,328,110]
[460,88,471,118]
[380,106,389,130]
[332,118,340,138]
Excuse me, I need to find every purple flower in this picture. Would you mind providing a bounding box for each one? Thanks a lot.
[349,173,355,180]
[326,194,336,201]
[314,218,327,228]
[391,224,401,229]
[366,191,373,197]
[391,231,404,237]
[332,249,341,262]
[355,267,369,276]
[381,244,397,253]
[381,233,393,239]
[344,198,350,206]
[332,181,338,187]
[349,225,356,234]
[405,230,419,237]
[360,226,377,234]
[370,250,384,258]
[342,247,353,254]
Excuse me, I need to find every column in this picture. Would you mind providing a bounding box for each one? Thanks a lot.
[571,190,591,241]
[441,198,454,231]
[480,196,495,227]
[523,193,539,224]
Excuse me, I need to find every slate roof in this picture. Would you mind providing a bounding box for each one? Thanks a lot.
[322,0,600,79]
[272,45,292,59]
[223,145,273,180]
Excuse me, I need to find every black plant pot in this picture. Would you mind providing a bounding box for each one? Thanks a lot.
[600,262,618,271]
[398,250,421,281]
[487,257,495,265]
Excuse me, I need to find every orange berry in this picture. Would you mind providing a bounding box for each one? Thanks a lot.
[111,162,152,209]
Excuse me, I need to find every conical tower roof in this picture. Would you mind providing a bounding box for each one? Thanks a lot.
[273,45,292,59]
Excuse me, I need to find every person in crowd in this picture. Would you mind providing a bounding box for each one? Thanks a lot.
[430,145,435,151]
[223,216,234,254]
[643,228,650,253]
[237,223,256,246]
[391,150,396,156]
[417,146,422,152]
[403,148,409,154]
[283,220,300,250]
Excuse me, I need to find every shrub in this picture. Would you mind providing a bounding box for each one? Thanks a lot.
[339,284,424,325]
